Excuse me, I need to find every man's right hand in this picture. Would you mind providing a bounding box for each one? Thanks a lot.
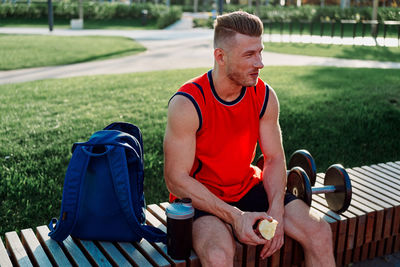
[231,211,272,246]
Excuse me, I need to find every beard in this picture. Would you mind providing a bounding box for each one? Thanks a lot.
[227,67,258,87]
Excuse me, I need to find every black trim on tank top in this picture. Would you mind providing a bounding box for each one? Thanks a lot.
[207,70,246,106]
[170,92,203,132]
[259,83,270,119]
[192,82,206,104]
[192,159,203,179]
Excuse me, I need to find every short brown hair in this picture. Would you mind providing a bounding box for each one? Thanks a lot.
[213,11,263,48]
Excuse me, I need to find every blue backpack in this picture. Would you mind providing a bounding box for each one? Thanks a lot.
[48,122,166,243]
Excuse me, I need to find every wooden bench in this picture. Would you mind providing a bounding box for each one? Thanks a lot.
[2,161,400,266]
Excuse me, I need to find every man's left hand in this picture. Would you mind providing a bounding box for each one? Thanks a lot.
[259,217,284,259]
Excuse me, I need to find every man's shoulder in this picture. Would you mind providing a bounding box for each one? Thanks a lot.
[179,72,209,91]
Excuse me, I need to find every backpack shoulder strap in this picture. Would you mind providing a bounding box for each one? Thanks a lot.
[107,146,167,243]
[48,145,90,242]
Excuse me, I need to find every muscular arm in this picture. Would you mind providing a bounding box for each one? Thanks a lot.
[259,88,286,221]
[258,87,287,258]
[164,95,267,246]
[164,95,241,224]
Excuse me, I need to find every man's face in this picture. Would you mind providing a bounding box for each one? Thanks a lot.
[224,33,264,87]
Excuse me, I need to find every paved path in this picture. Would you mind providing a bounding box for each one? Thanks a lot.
[1,25,400,85]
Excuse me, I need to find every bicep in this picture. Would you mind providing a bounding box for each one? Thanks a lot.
[258,88,285,161]
[164,95,199,181]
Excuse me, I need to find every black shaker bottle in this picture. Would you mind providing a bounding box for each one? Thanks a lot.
[165,198,195,260]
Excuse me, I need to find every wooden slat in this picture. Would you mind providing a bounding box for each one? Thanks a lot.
[346,171,394,241]
[5,231,33,267]
[280,235,294,267]
[20,228,52,266]
[361,242,370,262]
[345,188,384,244]
[255,245,268,267]
[0,236,13,267]
[352,246,362,264]
[354,166,400,236]
[159,202,169,210]
[187,250,201,267]
[144,210,186,267]
[365,165,400,187]
[348,169,400,238]
[73,239,112,266]
[309,194,347,265]
[386,162,400,176]
[313,201,348,266]
[312,182,358,253]
[114,242,153,267]
[147,204,167,224]
[348,199,376,245]
[243,244,257,266]
[97,241,132,267]
[60,236,91,266]
[147,204,201,266]
[376,239,386,257]
[394,235,400,252]
[368,165,400,186]
[269,249,280,267]
[35,225,72,267]
[233,242,245,267]
[291,240,304,266]
[368,241,377,260]
[385,236,395,255]
[134,238,170,267]
[316,171,381,263]
[316,172,380,248]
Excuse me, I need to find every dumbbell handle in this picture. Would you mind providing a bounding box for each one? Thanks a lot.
[312,185,345,195]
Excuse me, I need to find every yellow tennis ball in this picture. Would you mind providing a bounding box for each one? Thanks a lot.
[258,219,278,240]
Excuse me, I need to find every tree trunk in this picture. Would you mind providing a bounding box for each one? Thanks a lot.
[79,0,83,20]
[371,0,378,37]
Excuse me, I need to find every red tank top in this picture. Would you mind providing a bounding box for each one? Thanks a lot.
[170,70,269,202]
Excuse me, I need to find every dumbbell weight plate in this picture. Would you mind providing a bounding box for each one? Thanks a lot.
[324,164,352,214]
[288,149,317,186]
[286,167,312,206]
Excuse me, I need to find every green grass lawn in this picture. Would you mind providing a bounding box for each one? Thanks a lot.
[1,67,399,236]
[0,34,146,70]
[0,17,158,30]
[264,42,400,62]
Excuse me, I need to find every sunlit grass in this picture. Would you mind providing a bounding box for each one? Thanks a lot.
[1,66,399,236]
[0,34,146,70]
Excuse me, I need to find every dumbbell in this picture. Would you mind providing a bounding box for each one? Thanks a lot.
[256,150,352,214]
[256,149,317,186]
[287,164,352,214]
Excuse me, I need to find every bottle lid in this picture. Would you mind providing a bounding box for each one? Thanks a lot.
[166,198,194,220]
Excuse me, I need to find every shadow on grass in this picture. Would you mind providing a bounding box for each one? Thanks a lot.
[264,42,400,63]
[337,45,400,62]
[272,67,400,171]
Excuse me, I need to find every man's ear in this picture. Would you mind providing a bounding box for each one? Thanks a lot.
[214,48,225,66]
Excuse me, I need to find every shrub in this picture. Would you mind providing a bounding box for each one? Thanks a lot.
[156,6,182,28]
[0,2,182,28]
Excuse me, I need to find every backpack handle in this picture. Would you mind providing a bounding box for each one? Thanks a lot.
[107,146,167,243]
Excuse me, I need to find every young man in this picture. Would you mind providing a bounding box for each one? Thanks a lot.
[164,11,335,266]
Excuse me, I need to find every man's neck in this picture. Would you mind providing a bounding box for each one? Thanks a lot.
[211,68,243,102]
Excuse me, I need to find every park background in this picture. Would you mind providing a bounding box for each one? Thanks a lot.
[0,0,399,254]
